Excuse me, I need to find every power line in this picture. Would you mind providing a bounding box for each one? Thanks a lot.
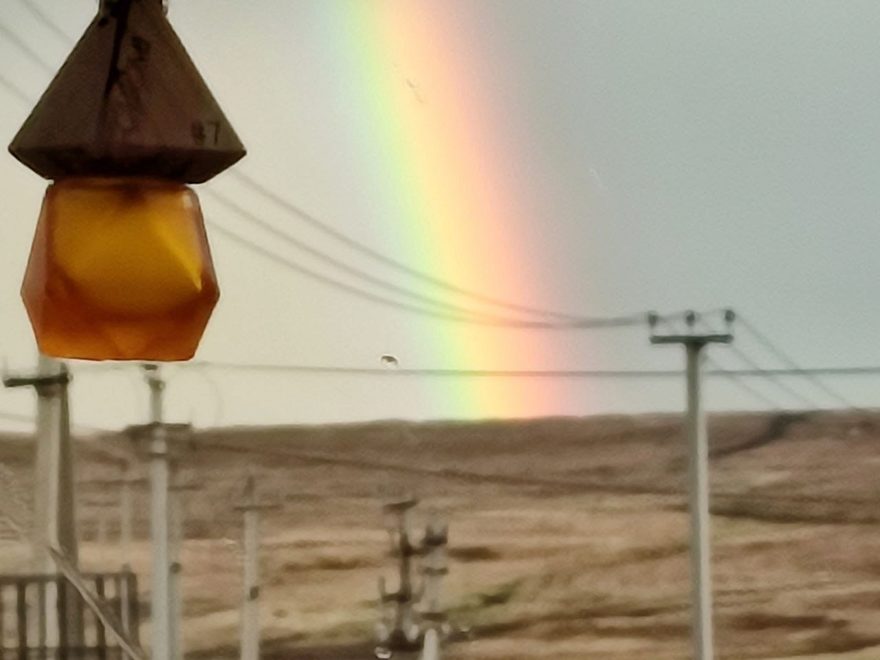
[190,360,682,378]
[738,314,860,411]
[684,314,822,409]
[729,345,826,409]
[228,170,648,326]
[18,0,74,46]
[704,355,782,411]
[208,220,645,329]
[209,189,675,328]
[0,21,55,74]
[694,315,788,410]
[207,188,541,324]
[0,71,32,106]
[181,360,880,380]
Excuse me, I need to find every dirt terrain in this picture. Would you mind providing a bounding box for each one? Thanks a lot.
[3,411,880,659]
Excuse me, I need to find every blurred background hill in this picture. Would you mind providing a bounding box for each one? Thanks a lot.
[4,411,880,658]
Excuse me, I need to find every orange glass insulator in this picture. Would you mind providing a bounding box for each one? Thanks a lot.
[21,178,219,361]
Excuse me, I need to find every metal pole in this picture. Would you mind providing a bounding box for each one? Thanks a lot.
[686,343,713,660]
[145,365,170,660]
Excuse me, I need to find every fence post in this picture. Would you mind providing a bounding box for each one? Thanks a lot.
[56,577,68,660]
[17,580,27,660]
[127,570,140,645]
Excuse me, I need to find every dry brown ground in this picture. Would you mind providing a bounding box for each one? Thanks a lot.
[3,411,880,659]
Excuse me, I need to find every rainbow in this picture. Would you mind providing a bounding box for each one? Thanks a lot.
[324,2,588,419]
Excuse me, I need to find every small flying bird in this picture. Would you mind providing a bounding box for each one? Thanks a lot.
[380,354,399,368]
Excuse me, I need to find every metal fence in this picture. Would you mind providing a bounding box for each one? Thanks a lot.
[0,572,138,660]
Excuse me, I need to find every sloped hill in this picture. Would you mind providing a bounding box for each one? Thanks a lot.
[2,411,880,659]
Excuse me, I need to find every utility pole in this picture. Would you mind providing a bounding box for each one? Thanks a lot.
[4,356,77,570]
[143,363,171,660]
[169,467,200,660]
[650,310,734,660]
[4,355,80,647]
[235,474,279,660]
[124,420,190,660]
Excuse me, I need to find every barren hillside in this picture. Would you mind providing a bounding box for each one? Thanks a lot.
[2,411,880,659]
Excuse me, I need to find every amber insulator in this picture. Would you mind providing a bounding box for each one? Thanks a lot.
[22,178,220,361]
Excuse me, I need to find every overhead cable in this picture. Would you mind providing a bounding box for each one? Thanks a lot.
[704,355,782,411]
[0,71,32,105]
[208,220,647,329]
[0,21,55,74]
[687,314,820,410]
[18,0,74,46]
[207,189,542,323]
[737,314,862,411]
[228,169,652,327]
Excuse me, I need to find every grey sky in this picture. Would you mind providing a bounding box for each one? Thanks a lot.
[1,1,880,430]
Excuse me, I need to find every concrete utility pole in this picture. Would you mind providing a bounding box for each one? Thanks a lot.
[4,356,78,570]
[235,474,279,660]
[124,421,191,660]
[143,363,171,660]
[4,355,80,647]
[650,310,734,660]
[169,469,200,660]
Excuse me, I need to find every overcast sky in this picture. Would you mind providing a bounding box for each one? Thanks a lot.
[1,0,880,431]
